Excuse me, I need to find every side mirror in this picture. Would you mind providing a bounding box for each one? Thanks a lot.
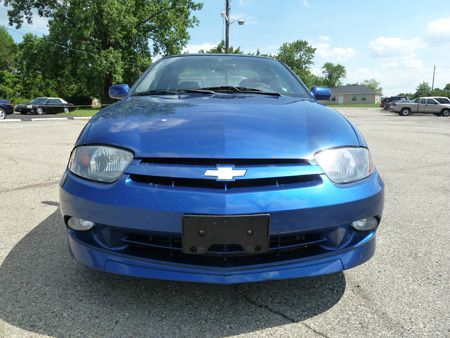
[109,84,129,100]
[311,86,331,101]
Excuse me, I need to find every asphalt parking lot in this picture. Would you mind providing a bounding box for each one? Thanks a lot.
[0,107,449,337]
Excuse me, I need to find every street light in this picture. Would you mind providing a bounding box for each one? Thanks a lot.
[221,0,245,53]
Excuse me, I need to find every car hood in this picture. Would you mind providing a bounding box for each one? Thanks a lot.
[82,95,360,159]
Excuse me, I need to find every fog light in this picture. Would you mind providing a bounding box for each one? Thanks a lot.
[351,217,378,231]
[67,217,95,231]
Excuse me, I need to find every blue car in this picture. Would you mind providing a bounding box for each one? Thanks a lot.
[59,54,384,284]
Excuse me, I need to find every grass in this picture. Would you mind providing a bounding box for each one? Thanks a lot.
[58,108,100,117]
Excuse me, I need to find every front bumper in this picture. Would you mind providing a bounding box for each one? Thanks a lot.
[60,170,384,284]
[68,230,376,284]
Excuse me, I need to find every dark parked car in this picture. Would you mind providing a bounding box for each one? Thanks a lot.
[15,97,75,115]
[381,96,407,110]
[385,98,408,111]
[0,99,14,120]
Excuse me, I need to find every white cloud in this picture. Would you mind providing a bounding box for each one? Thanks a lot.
[183,42,219,54]
[426,17,450,37]
[426,17,450,45]
[314,42,356,60]
[318,35,330,42]
[311,67,322,77]
[368,36,424,57]
[366,36,425,91]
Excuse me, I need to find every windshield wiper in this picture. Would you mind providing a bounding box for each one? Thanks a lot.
[198,86,281,96]
[132,89,214,96]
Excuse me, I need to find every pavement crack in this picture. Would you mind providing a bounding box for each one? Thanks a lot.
[234,286,329,338]
[0,179,59,194]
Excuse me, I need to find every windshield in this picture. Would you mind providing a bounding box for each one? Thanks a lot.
[132,55,311,97]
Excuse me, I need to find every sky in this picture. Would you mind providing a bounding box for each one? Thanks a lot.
[2,0,450,96]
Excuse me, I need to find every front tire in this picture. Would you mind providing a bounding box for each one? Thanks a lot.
[441,109,450,117]
[0,108,6,120]
[35,107,44,115]
[63,107,69,113]
[400,108,411,116]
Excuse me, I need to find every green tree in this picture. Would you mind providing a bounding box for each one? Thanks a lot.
[275,40,316,88]
[0,26,16,70]
[321,62,346,87]
[362,79,382,94]
[0,70,19,99]
[199,40,243,54]
[414,81,432,97]
[431,87,450,98]
[5,0,203,102]
[14,34,58,99]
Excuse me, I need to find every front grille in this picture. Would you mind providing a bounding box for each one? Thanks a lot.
[103,230,327,267]
[129,174,322,190]
[128,157,322,191]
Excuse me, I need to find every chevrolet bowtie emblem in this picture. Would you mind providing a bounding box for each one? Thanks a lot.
[204,166,247,181]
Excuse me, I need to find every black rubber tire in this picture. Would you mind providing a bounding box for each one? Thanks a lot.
[441,109,450,117]
[0,108,6,120]
[400,108,411,116]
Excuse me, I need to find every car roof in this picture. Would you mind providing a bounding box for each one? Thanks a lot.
[160,53,276,61]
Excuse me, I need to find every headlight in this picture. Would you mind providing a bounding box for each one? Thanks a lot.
[314,147,373,184]
[26,105,32,109]
[68,145,133,182]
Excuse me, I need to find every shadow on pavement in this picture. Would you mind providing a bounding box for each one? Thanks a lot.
[0,209,346,336]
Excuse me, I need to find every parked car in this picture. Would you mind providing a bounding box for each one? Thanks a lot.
[385,98,408,111]
[15,97,75,115]
[0,99,14,120]
[390,97,450,116]
[380,96,408,110]
[60,54,384,284]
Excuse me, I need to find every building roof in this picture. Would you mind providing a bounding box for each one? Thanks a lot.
[331,85,380,95]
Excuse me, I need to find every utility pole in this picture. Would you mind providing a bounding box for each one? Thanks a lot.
[225,0,230,53]
[431,65,436,91]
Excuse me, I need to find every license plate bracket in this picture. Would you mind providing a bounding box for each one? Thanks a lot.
[182,214,270,255]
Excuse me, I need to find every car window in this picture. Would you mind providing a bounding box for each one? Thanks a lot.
[49,99,62,105]
[31,98,48,105]
[133,56,311,97]
[435,98,450,104]
[426,99,437,104]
